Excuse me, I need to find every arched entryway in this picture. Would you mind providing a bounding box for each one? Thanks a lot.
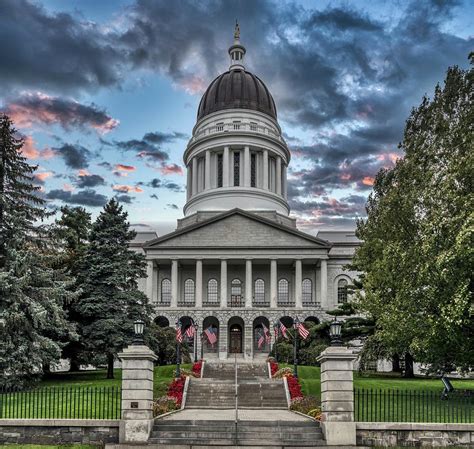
[228,316,244,354]
[154,316,170,328]
[280,316,294,328]
[253,316,271,353]
[179,315,194,345]
[304,316,320,326]
[202,316,219,354]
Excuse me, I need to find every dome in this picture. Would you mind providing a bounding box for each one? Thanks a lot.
[197,69,277,121]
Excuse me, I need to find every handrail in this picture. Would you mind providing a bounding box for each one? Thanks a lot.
[234,353,238,444]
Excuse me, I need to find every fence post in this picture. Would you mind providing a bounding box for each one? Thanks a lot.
[118,343,157,444]
[317,346,357,446]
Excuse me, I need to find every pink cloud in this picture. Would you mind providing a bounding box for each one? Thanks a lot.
[178,75,207,95]
[21,136,40,159]
[114,164,136,172]
[112,184,143,193]
[34,171,53,183]
[63,183,75,192]
[159,163,183,176]
[362,176,375,186]
[78,169,90,177]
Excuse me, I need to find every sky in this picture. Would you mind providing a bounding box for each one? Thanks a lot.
[1,0,472,235]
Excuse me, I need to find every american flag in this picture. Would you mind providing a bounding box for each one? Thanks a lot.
[257,330,265,349]
[204,326,217,346]
[262,323,271,344]
[185,325,195,338]
[295,319,309,340]
[279,320,289,339]
[274,324,279,340]
[176,322,183,343]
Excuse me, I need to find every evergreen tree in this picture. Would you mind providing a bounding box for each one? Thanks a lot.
[351,56,473,375]
[0,114,76,387]
[76,199,150,378]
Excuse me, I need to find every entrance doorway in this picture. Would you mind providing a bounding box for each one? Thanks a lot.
[229,324,243,353]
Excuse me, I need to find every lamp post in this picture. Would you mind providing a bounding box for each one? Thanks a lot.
[329,316,343,346]
[293,319,299,378]
[175,320,181,378]
[133,319,145,345]
[193,322,198,361]
[273,321,279,363]
[200,332,204,360]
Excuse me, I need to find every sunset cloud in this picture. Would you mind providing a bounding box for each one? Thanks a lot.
[34,171,53,184]
[159,163,183,176]
[112,184,144,193]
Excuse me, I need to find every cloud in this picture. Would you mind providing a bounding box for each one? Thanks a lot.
[114,194,134,204]
[158,163,183,176]
[112,184,144,193]
[54,144,91,169]
[166,203,179,210]
[5,92,119,133]
[114,164,136,172]
[21,135,40,159]
[33,171,53,184]
[142,131,188,144]
[145,178,183,192]
[46,188,108,207]
[150,194,159,200]
[76,173,106,188]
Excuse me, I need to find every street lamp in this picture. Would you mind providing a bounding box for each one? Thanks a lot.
[175,320,181,378]
[293,319,299,378]
[273,321,279,363]
[329,317,343,346]
[193,322,199,361]
[133,319,145,345]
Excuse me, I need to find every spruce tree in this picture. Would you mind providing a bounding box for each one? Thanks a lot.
[76,199,150,378]
[0,114,76,387]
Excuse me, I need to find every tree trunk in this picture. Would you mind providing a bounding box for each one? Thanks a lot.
[69,359,81,372]
[392,353,402,372]
[107,353,115,379]
[404,353,415,378]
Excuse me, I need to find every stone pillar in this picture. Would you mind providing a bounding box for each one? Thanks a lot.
[295,259,302,308]
[263,150,269,190]
[219,320,227,360]
[146,261,156,303]
[192,157,198,195]
[317,347,357,446]
[205,150,211,190]
[220,259,228,307]
[171,260,178,307]
[195,259,203,307]
[320,259,328,309]
[223,146,230,187]
[276,156,282,195]
[270,259,277,308]
[244,321,253,360]
[118,344,157,444]
[282,164,288,198]
[245,259,252,307]
[244,146,250,187]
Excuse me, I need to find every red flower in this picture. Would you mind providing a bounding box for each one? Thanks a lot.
[167,375,186,406]
[270,361,279,376]
[286,374,303,399]
[192,361,202,376]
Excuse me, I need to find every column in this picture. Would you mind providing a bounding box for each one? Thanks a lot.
[245,259,252,307]
[295,259,302,308]
[192,157,198,195]
[118,343,157,443]
[219,320,227,360]
[276,157,282,195]
[244,321,253,360]
[195,259,202,307]
[220,259,228,307]
[244,146,250,187]
[270,259,277,308]
[146,261,156,302]
[282,164,288,198]
[205,150,211,190]
[263,150,269,190]
[186,165,191,200]
[320,259,328,309]
[171,260,178,307]
[223,146,230,187]
[317,347,357,445]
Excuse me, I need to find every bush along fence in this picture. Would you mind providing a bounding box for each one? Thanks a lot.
[354,388,473,423]
[0,386,121,419]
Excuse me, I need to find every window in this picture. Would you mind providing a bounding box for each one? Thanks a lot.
[184,278,195,304]
[233,152,240,186]
[231,278,242,306]
[233,121,241,130]
[207,278,218,304]
[338,279,348,304]
[278,278,289,303]
[250,153,256,187]
[254,279,265,303]
[302,278,312,304]
[250,122,257,131]
[161,278,171,304]
[216,122,224,131]
[217,153,223,188]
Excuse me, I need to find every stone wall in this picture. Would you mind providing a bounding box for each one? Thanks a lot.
[356,422,474,447]
[0,419,119,445]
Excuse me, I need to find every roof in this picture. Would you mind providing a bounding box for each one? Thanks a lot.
[197,69,277,121]
[316,230,361,244]
[130,231,159,246]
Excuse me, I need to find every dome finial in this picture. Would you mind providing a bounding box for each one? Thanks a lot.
[229,21,246,71]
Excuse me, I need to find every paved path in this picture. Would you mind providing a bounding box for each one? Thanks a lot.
[160,409,312,422]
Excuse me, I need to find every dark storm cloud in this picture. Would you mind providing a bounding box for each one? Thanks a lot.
[146,178,183,192]
[76,174,106,188]
[54,144,91,169]
[142,131,188,144]
[114,194,134,204]
[46,188,108,207]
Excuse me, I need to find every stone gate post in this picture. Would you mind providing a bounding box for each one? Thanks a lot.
[317,346,357,446]
[118,344,157,444]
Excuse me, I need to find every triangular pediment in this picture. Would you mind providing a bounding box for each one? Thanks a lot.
[144,209,331,249]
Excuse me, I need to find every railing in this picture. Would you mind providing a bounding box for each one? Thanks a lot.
[0,386,121,419]
[229,298,245,307]
[354,388,473,423]
[277,300,295,307]
[177,301,195,307]
[302,301,321,307]
[155,300,171,307]
[252,300,270,307]
[203,301,220,307]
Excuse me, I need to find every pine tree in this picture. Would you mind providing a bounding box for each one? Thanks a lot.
[0,114,76,387]
[76,199,150,378]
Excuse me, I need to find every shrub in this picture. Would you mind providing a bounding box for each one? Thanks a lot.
[290,396,320,415]
[153,396,179,416]
[273,367,293,379]
[307,407,322,421]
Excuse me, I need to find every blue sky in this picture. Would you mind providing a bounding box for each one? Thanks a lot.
[1,0,472,234]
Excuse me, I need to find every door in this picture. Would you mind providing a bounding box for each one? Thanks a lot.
[229,325,242,353]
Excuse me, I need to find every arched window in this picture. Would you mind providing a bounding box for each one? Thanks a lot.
[207,278,218,304]
[184,278,195,304]
[302,278,312,304]
[254,279,265,304]
[231,278,242,307]
[337,279,348,304]
[161,278,171,304]
[278,278,289,304]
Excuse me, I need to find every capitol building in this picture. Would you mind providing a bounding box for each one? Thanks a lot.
[133,27,360,360]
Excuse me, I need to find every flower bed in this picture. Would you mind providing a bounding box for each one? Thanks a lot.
[269,361,279,377]
[286,374,303,399]
[167,375,185,406]
[192,360,203,377]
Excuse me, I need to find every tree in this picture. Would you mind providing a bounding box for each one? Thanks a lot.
[54,206,92,371]
[351,56,473,375]
[145,323,191,366]
[76,199,151,378]
[0,114,76,387]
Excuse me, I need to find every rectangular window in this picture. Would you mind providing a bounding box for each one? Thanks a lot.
[250,153,256,187]
[216,122,224,131]
[233,121,240,130]
[217,153,223,188]
[233,152,240,186]
[250,122,257,131]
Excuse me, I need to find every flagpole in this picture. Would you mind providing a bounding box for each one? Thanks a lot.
[200,332,204,360]
[293,319,298,378]
[193,322,198,362]
[176,320,181,378]
[273,321,278,362]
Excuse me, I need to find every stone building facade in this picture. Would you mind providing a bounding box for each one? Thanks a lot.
[132,27,360,361]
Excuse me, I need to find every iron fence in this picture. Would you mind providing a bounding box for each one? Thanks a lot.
[354,388,473,423]
[0,386,121,419]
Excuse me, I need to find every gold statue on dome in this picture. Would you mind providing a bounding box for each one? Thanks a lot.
[234,20,240,40]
